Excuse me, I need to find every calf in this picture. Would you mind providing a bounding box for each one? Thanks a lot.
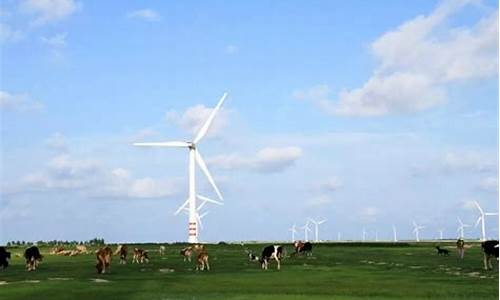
[435,246,449,256]
[95,246,113,274]
[294,241,313,256]
[481,240,499,270]
[132,248,149,264]
[24,246,43,271]
[0,247,11,269]
[114,245,128,264]
[180,246,193,262]
[159,245,166,256]
[196,248,210,271]
[260,245,283,270]
[248,252,259,262]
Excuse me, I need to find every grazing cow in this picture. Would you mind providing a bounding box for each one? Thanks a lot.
[159,245,166,256]
[248,252,259,262]
[24,246,43,271]
[435,246,449,256]
[180,246,193,262]
[0,247,11,269]
[95,246,113,274]
[294,241,313,256]
[132,248,149,264]
[481,240,499,270]
[76,245,88,254]
[456,239,465,259]
[196,248,210,271]
[260,245,283,270]
[114,245,128,264]
[50,246,65,255]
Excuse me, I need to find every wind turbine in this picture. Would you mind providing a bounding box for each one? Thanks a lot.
[289,224,298,242]
[438,229,444,240]
[457,217,470,239]
[337,232,341,241]
[375,230,379,242]
[473,201,498,241]
[392,225,398,242]
[133,92,228,243]
[412,221,425,242]
[362,228,367,242]
[308,218,326,242]
[301,221,312,242]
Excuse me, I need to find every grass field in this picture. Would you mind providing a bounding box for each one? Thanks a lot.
[0,242,498,300]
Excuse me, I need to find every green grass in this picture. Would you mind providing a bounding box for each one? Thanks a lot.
[0,242,497,300]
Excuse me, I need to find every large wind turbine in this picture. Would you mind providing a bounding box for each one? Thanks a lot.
[438,228,444,240]
[412,221,425,242]
[457,217,470,239]
[362,228,367,242]
[301,221,312,242]
[289,224,298,242]
[473,201,498,241]
[392,225,398,242]
[308,218,326,242]
[133,92,228,243]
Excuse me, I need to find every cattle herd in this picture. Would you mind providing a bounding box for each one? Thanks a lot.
[0,240,498,274]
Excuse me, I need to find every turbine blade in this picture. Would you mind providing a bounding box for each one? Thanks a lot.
[196,213,203,229]
[485,213,498,216]
[475,217,482,227]
[133,141,189,147]
[195,150,223,201]
[199,211,209,219]
[197,194,223,206]
[474,201,484,215]
[193,92,228,143]
[174,199,189,215]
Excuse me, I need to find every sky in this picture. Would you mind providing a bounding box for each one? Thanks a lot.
[0,0,498,244]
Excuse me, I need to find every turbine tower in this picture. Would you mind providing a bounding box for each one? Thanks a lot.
[412,221,424,242]
[308,218,326,242]
[392,225,398,242]
[289,224,298,242]
[133,92,228,243]
[438,229,444,240]
[337,232,341,241]
[301,221,312,242]
[362,228,367,242]
[457,217,470,239]
[473,201,498,241]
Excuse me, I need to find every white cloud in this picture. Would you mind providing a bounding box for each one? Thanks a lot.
[208,146,303,173]
[478,176,499,192]
[127,9,160,22]
[41,32,67,48]
[443,152,497,173]
[295,1,498,116]
[166,104,230,139]
[0,23,23,43]
[0,90,45,112]
[306,195,334,207]
[20,0,80,25]
[45,132,68,152]
[316,177,342,192]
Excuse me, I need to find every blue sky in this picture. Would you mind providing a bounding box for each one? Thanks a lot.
[1,0,498,244]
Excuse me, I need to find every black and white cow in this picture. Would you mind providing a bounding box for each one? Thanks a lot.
[260,245,283,270]
[0,247,11,269]
[481,240,499,270]
[24,246,43,271]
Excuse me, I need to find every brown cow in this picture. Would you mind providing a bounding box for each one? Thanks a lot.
[132,248,149,264]
[196,248,210,271]
[114,245,128,264]
[95,246,113,274]
[180,246,193,262]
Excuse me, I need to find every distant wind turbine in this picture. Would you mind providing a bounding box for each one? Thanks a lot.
[337,232,341,241]
[289,224,298,242]
[473,201,498,241]
[457,217,470,239]
[438,229,444,240]
[362,228,367,242]
[308,218,327,242]
[412,221,425,242]
[392,225,398,242]
[301,221,312,242]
